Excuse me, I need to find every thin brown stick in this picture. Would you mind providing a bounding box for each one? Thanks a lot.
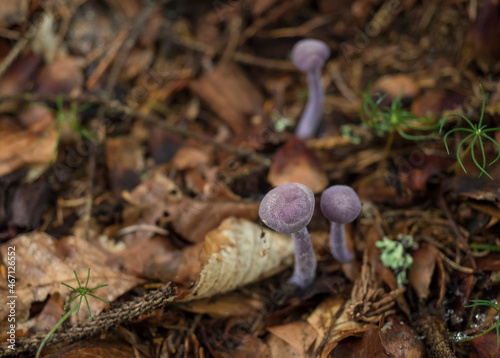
[0,284,177,357]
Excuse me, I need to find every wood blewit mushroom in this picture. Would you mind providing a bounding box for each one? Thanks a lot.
[320,185,361,263]
[291,39,330,139]
[259,182,316,288]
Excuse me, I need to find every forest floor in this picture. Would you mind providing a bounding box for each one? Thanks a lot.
[0,0,500,357]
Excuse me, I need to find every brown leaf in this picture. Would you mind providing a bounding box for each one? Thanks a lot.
[268,136,328,194]
[189,62,264,134]
[267,321,318,356]
[0,0,28,27]
[165,198,259,243]
[0,117,57,177]
[307,297,375,357]
[379,316,425,358]
[359,327,388,358]
[179,292,265,318]
[266,333,303,358]
[470,331,500,358]
[0,232,141,332]
[371,74,420,100]
[106,136,144,196]
[35,55,84,96]
[408,243,439,300]
[44,339,141,358]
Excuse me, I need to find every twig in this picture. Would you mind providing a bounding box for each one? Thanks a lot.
[0,93,272,167]
[0,284,177,357]
[0,19,38,78]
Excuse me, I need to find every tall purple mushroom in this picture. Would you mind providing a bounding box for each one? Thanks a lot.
[259,182,316,288]
[320,185,361,263]
[291,39,330,139]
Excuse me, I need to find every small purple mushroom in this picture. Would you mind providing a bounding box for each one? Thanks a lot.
[259,182,316,288]
[320,185,361,263]
[291,39,330,139]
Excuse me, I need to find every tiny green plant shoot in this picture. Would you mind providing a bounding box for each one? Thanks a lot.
[439,84,500,180]
[360,89,441,154]
[34,95,95,162]
[36,268,108,358]
[457,299,500,346]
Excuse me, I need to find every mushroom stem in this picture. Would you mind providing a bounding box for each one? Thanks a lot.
[289,227,317,288]
[295,67,324,139]
[330,221,353,263]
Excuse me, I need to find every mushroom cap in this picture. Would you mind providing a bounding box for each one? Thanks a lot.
[291,39,330,73]
[259,182,315,234]
[320,185,361,224]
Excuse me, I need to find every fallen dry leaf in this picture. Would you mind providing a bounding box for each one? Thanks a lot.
[408,243,439,300]
[179,292,265,317]
[189,62,264,134]
[307,297,375,357]
[179,217,294,300]
[44,339,142,358]
[165,198,260,243]
[268,136,328,194]
[0,117,57,177]
[0,232,141,332]
[470,331,500,358]
[106,136,144,196]
[371,74,420,100]
[35,55,84,96]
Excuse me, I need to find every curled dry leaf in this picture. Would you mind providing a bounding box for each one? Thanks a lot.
[268,136,328,194]
[307,297,375,357]
[0,232,141,332]
[179,217,294,301]
[408,243,441,301]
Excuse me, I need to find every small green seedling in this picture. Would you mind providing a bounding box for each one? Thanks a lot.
[376,234,418,287]
[457,299,500,346]
[36,268,108,357]
[34,95,96,161]
[470,244,500,253]
[360,90,441,153]
[439,84,500,179]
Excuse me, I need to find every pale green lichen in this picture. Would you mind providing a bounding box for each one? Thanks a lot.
[376,234,418,287]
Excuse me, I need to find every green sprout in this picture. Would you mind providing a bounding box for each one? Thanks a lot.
[439,84,500,180]
[34,95,96,161]
[457,299,500,346]
[470,244,500,253]
[36,268,108,357]
[360,89,441,153]
[376,234,418,287]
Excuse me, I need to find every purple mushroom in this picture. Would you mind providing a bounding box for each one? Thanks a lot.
[291,39,330,139]
[320,185,361,263]
[259,182,316,288]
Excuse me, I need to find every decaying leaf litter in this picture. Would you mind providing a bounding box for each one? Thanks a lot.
[0,0,500,357]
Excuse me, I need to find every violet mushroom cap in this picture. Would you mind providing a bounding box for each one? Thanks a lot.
[291,39,330,139]
[320,185,361,263]
[259,182,316,288]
